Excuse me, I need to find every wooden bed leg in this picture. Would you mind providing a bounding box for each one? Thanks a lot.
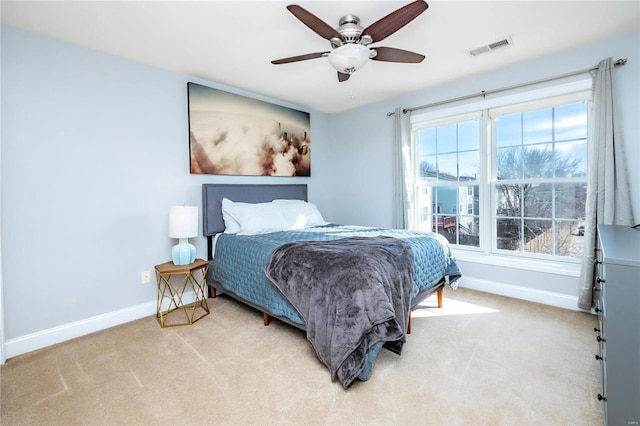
[263,312,270,326]
[407,313,411,335]
[208,286,216,299]
[437,287,443,308]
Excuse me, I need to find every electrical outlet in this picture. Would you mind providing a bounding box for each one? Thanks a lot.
[141,271,151,284]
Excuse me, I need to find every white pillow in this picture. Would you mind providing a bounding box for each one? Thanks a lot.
[223,198,289,235]
[273,199,328,229]
[221,198,241,233]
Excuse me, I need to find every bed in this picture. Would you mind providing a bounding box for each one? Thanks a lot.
[203,183,461,388]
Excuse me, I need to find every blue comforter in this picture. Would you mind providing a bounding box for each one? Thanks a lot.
[210,224,461,326]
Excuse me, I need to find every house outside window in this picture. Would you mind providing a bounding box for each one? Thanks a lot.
[414,114,481,248]
[410,80,591,262]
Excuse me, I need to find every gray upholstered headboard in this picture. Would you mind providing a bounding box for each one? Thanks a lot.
[202,183,308,236]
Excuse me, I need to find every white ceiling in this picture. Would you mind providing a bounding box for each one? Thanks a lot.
[1,1,638,113]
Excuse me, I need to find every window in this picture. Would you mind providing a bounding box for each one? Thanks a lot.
[413,114,481,248]
[492,101,588,257]
[411,83,590,261]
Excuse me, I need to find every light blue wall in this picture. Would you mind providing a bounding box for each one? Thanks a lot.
[0,26,330,345]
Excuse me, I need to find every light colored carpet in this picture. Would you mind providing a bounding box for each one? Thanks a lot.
[1,287,603,425]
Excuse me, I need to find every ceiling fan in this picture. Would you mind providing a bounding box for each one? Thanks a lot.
[271,0,429,82]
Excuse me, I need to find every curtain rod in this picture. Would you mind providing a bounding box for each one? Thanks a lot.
[386,58,628,116]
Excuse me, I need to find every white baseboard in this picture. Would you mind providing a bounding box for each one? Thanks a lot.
[4,291,202,360]
[458,276,587,312]
[3,290,199,361]
[0,292,188,364]
[4,300,157,360]
[3,279,586,362]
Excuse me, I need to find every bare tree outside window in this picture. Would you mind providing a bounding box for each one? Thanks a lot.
[494,101,588,257]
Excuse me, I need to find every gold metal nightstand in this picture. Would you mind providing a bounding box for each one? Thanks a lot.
[155,258,210,327]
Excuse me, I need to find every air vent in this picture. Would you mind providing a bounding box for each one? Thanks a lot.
[468,36,513,56]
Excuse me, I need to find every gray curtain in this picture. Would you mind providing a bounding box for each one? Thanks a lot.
[392,108,414,229]
[577,57,635,310]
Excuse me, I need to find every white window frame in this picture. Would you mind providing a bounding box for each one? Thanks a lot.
[410,76,592,268]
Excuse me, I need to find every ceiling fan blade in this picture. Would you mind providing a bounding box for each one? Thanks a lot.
[371,47,425,63]
[271,52,329,64]
[287,5,344,41]
[337,72,350,82]
[362,0,428,43]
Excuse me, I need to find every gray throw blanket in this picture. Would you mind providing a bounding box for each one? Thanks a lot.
[265,236,414,388]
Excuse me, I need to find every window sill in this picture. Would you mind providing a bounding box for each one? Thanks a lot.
[452,249,582,277]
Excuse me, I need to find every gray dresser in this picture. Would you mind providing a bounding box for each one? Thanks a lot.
[594,224,640,426]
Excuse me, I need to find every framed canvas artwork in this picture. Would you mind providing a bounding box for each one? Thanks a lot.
[187,82,311,176]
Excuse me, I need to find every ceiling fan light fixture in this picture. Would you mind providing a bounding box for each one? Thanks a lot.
[328,44,370,74]
[272,2,429,81]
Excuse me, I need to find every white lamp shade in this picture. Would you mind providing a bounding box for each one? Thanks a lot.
[169,206,198,238]
[328,44,370,74]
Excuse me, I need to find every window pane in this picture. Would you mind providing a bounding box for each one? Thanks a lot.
[555,183,586,219]
[458,120,480,151]
[496,113,521,147]
[554,102,588,141]
[458,185,480,248]
[418,127,437,155]
[524,183,553,218]
[523,219,552,255]
[419,156,437,179]
[459,150,480,180]
[437,124,458,154]
[496,146,522,180]
[496,183,522,217]
[434,216,455,239]
[496,218,521,251]
[459,185,479,216]
[434,187,456,215]
[555,220,584,257]
[458,215,480,247]
[523,108,552,144]
[555,141,587,178]
[523,145,554,179]
[437,153,457,180]
[415,186,434,232]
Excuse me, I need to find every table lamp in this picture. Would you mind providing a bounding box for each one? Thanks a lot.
[169,205,198,265]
